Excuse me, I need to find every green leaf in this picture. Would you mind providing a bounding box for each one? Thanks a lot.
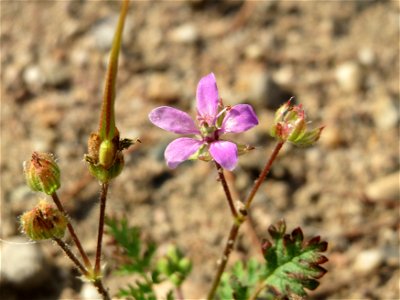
[117,281,157,300]
[261,220,328,298]
[105,217,156,274]
[156,246,192,287]
[217,258,263,300]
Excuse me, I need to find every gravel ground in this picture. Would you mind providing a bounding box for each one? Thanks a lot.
[1,1,399,299]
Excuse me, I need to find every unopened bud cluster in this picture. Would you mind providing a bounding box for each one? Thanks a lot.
[270,99,324,146]
[20,199,68,240]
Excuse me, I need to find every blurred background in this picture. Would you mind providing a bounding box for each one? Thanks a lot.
[1,1,398,299]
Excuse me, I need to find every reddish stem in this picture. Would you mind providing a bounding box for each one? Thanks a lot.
[207,141,285,300]
[215,162,238,218]
[95,182,109,276]
[51,192,92,270]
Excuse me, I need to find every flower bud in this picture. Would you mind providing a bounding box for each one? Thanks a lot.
[85,131,126,183]
[24,152,60,195]
[20,199,68,240]
[271,99,324,146]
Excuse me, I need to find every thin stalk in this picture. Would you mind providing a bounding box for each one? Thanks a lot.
[215,162,238,218]
[207,141,285,300]
[248,281,267,300]
[51,192,92,270]
[176,285,184,300]
[93,279,111,300]
[94,182,109,275]
[53,237,88,276]
[244,141,284,209]
[207,223,240,300]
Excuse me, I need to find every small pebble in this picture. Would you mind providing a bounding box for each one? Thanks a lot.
[358,47,375,66]
[91,16,118,51]
[23,65,45,91]
[0,236,50,288]
[146,73,180,103]
[319,126,344,148]
[371,94,399,130]
[353,249,384,274]
[335,61,363,93]
[169,24,199,44]
[235,62,287,109]
[80,282,101,299]
[365,171,400,202]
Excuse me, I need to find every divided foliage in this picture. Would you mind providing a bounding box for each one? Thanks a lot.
[106,217,191,300]
[218,220,328,300]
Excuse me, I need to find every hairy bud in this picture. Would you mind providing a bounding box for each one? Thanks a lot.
[271,98,324,146]
[24,152,60,195]
[20,199,68,240]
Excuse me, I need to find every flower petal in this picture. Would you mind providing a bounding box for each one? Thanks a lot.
[165,138,202,168]
[209,140,238,171]
[149,106,199,134]
[220,104,259,133]
[196,73,219,124]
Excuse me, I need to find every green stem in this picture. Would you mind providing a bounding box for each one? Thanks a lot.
[51,192,93,270]
[95,182,109,276]
[207,141,285,300]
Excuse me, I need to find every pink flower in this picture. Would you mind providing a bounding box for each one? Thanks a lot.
[149,73,258,170]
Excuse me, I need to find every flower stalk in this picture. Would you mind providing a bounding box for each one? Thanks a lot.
[84,0,133,184]
[95,183,109,276]
[215,162,238,219]
[207,141,285,300]
[51,192,93,270]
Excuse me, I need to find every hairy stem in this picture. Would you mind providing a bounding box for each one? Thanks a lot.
[95,182,109,276]
[51,192,92,270]
[215,162,238,218]
[207,141,285,299]
[53,237,88,276]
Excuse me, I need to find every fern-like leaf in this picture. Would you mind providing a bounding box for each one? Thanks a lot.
[261,220,328,298]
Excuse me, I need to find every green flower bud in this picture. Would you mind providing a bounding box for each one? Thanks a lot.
[20,199,68,240]
[85,131,130,183]
[24,152,60,195]
[86,151,124,183]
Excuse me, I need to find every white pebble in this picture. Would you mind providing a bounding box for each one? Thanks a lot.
[80,282,102,299]
[353,249,384,274]
[335,61,363,93]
